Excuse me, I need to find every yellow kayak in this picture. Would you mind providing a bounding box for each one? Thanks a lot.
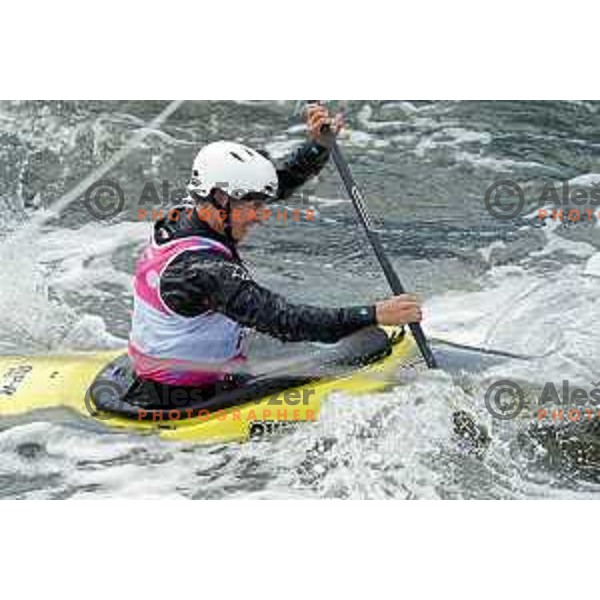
[0,326,419,443]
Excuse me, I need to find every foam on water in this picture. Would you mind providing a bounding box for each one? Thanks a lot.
[3,367,598,499]
[38,221,146,295]
[568,173,600,187]
[0,235,79,352]
[0,220,145,351]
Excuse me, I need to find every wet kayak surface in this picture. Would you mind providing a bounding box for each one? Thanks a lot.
[1,100,600,499]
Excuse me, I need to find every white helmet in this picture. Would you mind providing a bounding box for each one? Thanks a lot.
[187,141,278,201]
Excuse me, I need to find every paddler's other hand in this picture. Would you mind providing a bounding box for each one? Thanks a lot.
[375,294,423,326]
[306,104,344,145]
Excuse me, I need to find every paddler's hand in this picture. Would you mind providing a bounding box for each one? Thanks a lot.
[375,294,423,326]
[306,104,344,145]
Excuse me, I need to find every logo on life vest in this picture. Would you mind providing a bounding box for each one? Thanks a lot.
[0,365,32,397]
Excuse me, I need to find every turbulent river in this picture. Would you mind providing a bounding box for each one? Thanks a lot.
[1,100,599,499]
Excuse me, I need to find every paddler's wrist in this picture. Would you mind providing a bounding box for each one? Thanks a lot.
[344,305,377,329]
[304,139,331,164]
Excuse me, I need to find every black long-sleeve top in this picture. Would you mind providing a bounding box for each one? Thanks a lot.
[156,140,376,343]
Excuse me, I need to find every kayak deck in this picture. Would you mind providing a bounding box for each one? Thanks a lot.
[0,326,419,443]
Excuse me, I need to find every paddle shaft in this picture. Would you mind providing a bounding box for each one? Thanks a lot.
[329,139,438,369]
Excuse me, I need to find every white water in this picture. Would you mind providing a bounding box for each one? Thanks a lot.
[1,100,599,498]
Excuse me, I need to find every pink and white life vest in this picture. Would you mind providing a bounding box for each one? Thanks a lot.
[128,235,245,386]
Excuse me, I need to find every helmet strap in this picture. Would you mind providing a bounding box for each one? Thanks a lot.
[208,191,242,262]
[224,210,242,262]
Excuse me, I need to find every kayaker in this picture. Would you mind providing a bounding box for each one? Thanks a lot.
[129,104,422,388]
